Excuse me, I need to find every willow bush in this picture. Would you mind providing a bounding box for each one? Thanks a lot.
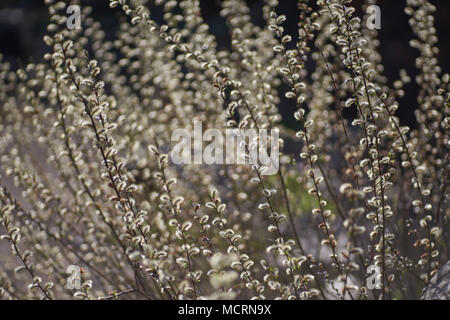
[0,0,448,300]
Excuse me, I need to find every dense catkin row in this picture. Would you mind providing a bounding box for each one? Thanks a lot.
[0,0,448,300]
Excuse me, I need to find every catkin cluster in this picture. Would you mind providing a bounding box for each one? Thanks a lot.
[0,0,448,300]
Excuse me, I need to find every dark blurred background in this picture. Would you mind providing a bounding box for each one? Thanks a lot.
[0,0,449,128]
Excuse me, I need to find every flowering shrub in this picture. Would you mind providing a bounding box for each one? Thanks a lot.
[0,0,448,300]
